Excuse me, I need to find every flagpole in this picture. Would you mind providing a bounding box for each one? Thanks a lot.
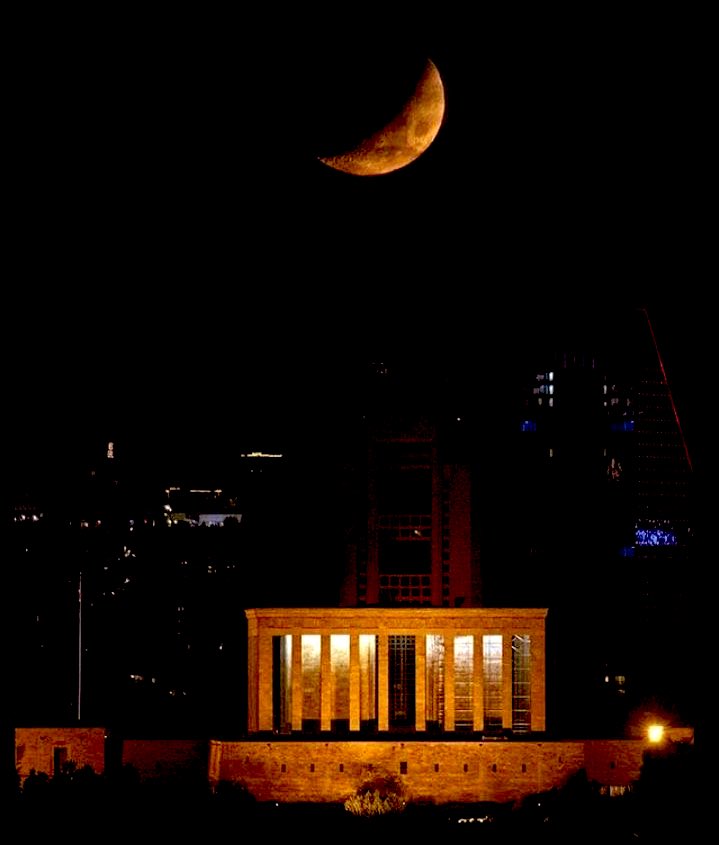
[77,571,82,721]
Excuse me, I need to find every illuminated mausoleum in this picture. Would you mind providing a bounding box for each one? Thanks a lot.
[245,607,547,736]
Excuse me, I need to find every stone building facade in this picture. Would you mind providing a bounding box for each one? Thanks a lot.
[245,607,547,736]
[15,727,106,781]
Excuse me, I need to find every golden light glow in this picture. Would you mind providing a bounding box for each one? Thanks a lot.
[647,724,664,743]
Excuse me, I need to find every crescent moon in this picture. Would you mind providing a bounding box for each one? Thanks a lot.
[318,58,445,176]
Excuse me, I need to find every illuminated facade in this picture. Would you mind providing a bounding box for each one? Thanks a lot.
[245,607,546,736]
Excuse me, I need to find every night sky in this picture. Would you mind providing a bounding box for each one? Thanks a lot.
[6,10,710,492]
[4,12,711,755]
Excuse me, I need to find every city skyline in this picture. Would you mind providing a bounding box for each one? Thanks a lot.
[8,310,702,734]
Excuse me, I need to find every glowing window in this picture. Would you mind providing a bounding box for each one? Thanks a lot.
[454,635,474,731]
[302,634,321,727]
[483,635,503,732]
[426,635,445,730]
[512,634,531,733]
[331,635,350,725]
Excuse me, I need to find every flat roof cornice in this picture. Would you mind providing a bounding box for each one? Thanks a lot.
[245,607,548,621]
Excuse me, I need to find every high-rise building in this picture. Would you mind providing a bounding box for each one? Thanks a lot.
[495,307,695,735]
[338,411,478,609]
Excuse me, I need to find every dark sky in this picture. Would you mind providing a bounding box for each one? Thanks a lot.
[6,10,711,488]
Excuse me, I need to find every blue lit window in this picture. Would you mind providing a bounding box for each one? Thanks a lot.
[635,527,678,546]
[521,420,537,433]
[610,419,635,432]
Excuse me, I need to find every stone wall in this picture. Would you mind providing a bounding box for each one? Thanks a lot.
[209,738,651,805]
[121,738,208,782]
[15,729,690,804]
[15,727,106,780]
[584,739,645,788]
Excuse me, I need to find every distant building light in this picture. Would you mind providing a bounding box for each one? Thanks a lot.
[240,452,283,459]
[647,724,664,743]
[635,527,678,546]
[198,513,242,527]
[520,420,537,433]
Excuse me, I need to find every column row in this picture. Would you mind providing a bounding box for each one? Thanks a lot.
[252,630,537,735]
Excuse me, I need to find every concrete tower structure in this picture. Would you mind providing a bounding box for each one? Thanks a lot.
[339,413,478,609]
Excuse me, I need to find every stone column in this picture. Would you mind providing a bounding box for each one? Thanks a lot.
[415,632,426,732]
[291,632,303,732]
[473,632,484,732]
[502,631,513,732]
[378,633,389,732]
[257,631,274,732]
[444,632,455,731]
[350,634,360,732]
[321,633,332,732]
[532,629,546,732]
[246,616,259,733]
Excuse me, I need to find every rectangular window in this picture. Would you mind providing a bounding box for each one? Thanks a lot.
[302,634,321,733]
[483,635,503,732]
[454,635,474,731]
[512,634,531,734]
[425,634,445,731]
[389,635,416,729]
[331,634,350,732]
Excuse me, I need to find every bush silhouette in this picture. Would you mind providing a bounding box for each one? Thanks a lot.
[344,772,406,817]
